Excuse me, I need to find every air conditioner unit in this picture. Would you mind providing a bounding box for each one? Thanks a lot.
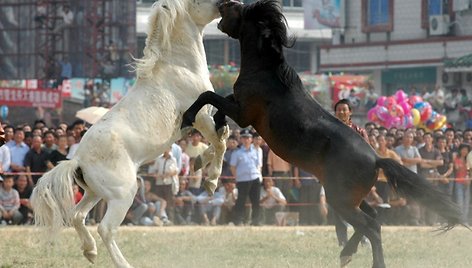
[429,15,450,35]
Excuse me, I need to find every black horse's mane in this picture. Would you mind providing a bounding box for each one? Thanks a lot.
[242,0,295,50]
[242,0,300,90]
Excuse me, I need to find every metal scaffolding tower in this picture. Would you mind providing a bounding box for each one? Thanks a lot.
[0,0,136,80]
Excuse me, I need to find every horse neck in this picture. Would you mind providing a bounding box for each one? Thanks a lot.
[168,25,208,73]
[147,20,209,77]
[239,39,283,73]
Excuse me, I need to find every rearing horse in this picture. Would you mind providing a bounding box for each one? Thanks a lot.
[181,1,464,267]
[31,1,228,267]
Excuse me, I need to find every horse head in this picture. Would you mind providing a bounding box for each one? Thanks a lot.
[217,0,293,57]
[217,0,243,38]
[188,0,222,27]
[135,0,220,78]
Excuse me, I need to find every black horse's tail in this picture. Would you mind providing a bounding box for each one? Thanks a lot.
[376,157,464,230]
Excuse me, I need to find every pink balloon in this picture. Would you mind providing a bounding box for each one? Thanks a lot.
[384,96,397,109]
[390,104,405,118]
[376,106,390,121]
[420,103,432,122]
[395,90,408,103]
[376,96,387,107]
[408,95,423,106]
[399,101,411,115]
[367,107,378,122]
[403,115,413,128]
[384,116,399,128]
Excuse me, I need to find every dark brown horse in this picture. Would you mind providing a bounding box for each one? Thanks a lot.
[181,1,464,267]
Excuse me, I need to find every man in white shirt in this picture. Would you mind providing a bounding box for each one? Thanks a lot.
[148,148,179,221]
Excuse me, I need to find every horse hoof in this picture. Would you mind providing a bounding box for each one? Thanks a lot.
[340,256,352,267]
[217,125,230,140]
[84,250,98,264]
[203,180,217,196]
[194,156,203,171]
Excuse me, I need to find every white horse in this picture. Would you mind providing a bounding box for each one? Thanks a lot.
[31,1,227,267]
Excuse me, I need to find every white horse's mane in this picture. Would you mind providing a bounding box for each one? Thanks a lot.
[135,0,189,78]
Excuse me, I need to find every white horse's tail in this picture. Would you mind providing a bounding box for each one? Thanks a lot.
[31,159,79,233]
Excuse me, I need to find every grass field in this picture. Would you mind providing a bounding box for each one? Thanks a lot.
[0,226,471,268]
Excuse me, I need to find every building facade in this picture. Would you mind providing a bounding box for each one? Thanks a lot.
[136,0,330,73]
[319,0,472,96]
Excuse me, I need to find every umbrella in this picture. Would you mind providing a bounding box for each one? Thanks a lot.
[75,106,110,124]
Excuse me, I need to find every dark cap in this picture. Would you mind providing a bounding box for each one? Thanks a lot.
[240,129,253,138]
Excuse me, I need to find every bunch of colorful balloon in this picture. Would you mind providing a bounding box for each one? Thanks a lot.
[367,90,447,131]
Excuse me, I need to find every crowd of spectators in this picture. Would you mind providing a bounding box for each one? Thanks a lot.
[0,117,471,227]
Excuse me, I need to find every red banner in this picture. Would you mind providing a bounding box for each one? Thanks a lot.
[0,88,62,108]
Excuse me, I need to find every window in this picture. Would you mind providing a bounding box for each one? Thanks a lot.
[137,0,156,4]
[428,0,443,15]
[284,42,311,73]
[421,0,453,29]
[282,0,303,8]
[361,0,394,32]
[203,39,240,66]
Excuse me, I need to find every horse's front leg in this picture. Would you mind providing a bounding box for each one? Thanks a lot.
[181,91,241,130]
[213,94,236,134]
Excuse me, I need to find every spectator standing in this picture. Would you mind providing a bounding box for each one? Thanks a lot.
[67,120,86,159]
[375,135,402,207]
[425,85,445,113]
[178,139,190,177]
[24,136,50,185]
[42,130,57,154]
[6,128,29,173]
[0,143,11,174]
[267,149,292,200]
[295,167,325,225]
[260,178,287,225]
[46,135,68,168]
[395,131,423,225]
[3,125,14,143]
[0,175,22,225]
[332,99,369,246]
[364,84,379,110]
[105,40,120,62]
[34,0,47,28]
[418,132,443,225]
[185,130,208,194]
[436,136,454,196]
[444,89,461,127]
[58,56,72,86]
[221,135,238,179]
[148,147,178,222]
[230,129,262,226]
[454,144,471,224]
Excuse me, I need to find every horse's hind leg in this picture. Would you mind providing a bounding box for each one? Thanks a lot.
[335,204,385,268]
[72,190,101,263]
[98,196,135,268]
[340,201,378,265]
